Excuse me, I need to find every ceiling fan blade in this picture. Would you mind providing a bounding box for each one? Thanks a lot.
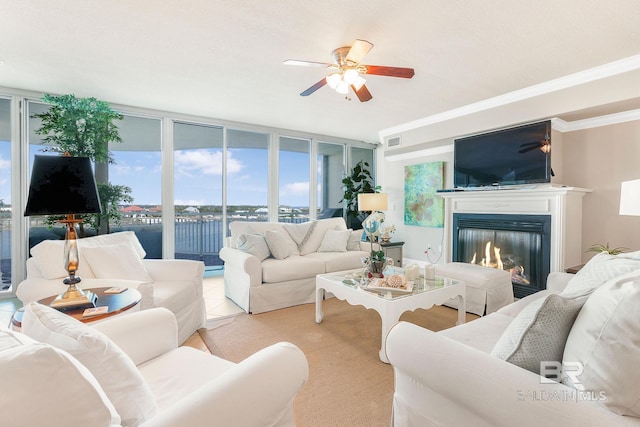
[345,39,373,64]
[352,84,372,102]
[300,78,327,96]
[363,65,415,78]
[283,59,333,68]
[518,145,539,154]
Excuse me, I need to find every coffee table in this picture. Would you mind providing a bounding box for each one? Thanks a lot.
[316,270,466,363]
[11,287,142,329]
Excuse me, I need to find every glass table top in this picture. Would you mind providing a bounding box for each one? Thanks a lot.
[324,268,461,300]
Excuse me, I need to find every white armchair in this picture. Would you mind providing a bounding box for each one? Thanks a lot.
[17,231,206,343]
[4,304,308,427]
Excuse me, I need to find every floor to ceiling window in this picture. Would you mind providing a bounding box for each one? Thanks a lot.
[0,98,11,292]
[317,142,345,218]
[173,121,224,266]
[108,114,163,257]
[279,136,310,223]
[226,129,270,224]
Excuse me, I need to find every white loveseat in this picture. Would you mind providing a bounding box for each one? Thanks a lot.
[16,231,206,344]
[220,217,370,313]
[386,251,640,427]
[3,303,308,427]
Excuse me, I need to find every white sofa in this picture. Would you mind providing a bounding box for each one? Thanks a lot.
[220,217,371,313]
[4,303,308,427]
[386,251,640,426]
[16,231,206,344]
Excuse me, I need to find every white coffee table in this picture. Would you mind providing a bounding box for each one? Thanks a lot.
[316,270,466,363]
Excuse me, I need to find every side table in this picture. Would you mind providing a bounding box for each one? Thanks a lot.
[11,287,142,330]
[380,241,404,267]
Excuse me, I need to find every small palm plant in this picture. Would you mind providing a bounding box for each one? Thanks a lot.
[586,242,628,255]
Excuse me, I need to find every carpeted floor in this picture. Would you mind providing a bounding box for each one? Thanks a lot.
[199,298,478,427]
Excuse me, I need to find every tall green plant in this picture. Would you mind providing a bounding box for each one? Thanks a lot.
[32,94,123,163]
[340,160,380,228]
[32,94,130,235]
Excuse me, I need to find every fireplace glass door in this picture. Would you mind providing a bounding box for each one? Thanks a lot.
[453,213,551,298]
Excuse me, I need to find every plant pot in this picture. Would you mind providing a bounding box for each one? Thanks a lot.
[368,260,385,278]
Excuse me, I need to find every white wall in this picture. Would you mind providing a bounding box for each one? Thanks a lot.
[380,147,454,265]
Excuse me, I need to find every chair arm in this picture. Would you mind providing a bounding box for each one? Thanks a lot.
[143,259,204,285]
[142,342,309,427]
[386,322,635,427]
[546,271,574,293]
[219,247,262,287]
[16,278,68,304]
[93,307,179,366]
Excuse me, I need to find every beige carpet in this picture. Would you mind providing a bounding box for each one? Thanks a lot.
[200,298,478,427]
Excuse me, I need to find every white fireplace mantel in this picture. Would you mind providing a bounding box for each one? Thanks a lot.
[438,185,592,274]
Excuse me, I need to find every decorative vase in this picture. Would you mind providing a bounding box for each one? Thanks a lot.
[368,260,385,278]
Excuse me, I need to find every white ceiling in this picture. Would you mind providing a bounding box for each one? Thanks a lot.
[1,0,640,143]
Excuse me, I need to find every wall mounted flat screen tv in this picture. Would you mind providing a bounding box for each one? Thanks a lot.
[453,120,552,189]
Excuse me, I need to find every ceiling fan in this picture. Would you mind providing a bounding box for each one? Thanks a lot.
[518,132,551,154]
[283,39,415,102]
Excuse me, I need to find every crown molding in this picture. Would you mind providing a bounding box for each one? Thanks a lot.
[379,54,640,141]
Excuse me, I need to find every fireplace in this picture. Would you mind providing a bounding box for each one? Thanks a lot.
[452,213,551,298]
[438,186,591,299]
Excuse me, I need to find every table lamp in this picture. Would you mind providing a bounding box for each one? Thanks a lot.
[620,179,640,216]
[24,154,102,309]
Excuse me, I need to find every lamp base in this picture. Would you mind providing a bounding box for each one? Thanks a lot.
[50,289,97,311]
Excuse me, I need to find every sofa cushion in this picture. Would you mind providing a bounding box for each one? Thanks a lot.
[237,233,271,261]
[317,229,350,252]
[490,293,587,374]
[83,243,153,282]
[299,218,348,255]
[283,221,317,251]
[30,231,147,280]
[347,229,363,251]
[261,256,326,283]
[562,278,640,417]
[306,251,368,273]
[0,326,121,427]
[265,229,298,259]
[561,251,640,296]
[22,302,158,427]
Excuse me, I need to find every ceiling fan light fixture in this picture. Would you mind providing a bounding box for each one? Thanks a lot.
[352,75,366,91]
[326,73,341,90]
[343,69,359,85]
[336,80,349,95]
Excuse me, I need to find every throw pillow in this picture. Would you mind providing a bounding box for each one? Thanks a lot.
[22,302,158,426]
[317,229,351,252]
[561,251,640,296]
[82,244,153,283]
[0,327,121,427]
[346,229,363,251]
[298,218,347,255]
[237,233,271,260]
[265,229,297,260]
[283,221,317,251]
[562,278,640,417]
[491,293,587,374]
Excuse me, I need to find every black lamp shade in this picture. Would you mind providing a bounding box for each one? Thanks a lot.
[24,155,102,216]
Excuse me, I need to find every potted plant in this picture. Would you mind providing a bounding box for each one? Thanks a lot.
[340,160,380,229]
[32,94,129,235]
[586,242,628,255]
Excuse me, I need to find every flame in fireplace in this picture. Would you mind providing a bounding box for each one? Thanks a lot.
[469,241,530,285]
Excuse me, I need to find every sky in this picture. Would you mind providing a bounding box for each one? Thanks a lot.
[0,142,314,209]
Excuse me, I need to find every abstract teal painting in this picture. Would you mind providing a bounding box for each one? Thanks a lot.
[404,162,444,227]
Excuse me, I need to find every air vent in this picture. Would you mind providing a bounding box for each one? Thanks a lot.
[388,136,401,147]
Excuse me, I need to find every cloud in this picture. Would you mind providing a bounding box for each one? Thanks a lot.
[174,199,206,206]
[0,154,10,170]
[281,181,309,196]
[174,150,243,177]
